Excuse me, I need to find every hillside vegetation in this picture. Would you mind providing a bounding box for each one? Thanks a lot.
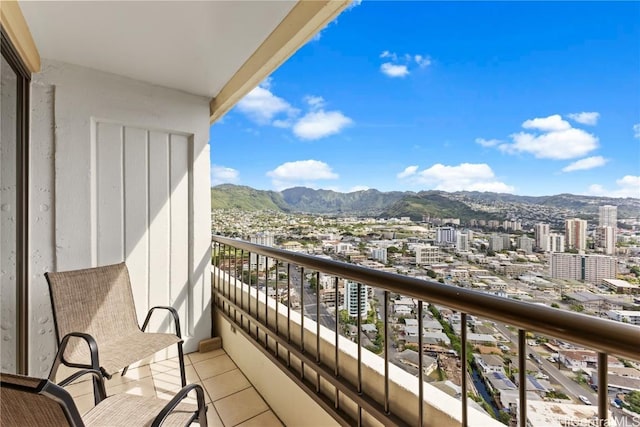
[211,184,640,220]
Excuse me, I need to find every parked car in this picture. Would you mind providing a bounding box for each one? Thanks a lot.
[579,395,592,405]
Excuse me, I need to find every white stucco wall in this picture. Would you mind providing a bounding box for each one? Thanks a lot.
[29,59,212,376]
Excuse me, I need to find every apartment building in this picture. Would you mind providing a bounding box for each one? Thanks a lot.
[565,218,587,251]
[415,245,441,265]
[534,223,550,251]
[595,226,616,255]
[599,205,617,227]
[550,253,617,284]
[548,233,565,253]
[344,280,368,318]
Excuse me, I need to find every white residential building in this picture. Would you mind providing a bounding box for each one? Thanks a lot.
[436,227,457,246]
[607,310,640,325]
[595,226,615,255]
[415,245,441,265]
[456,233,469,251]
[550,253,617,284]
[516,236,534,254]
[345,280,368,318]
[534,223,550,252]
[548,233,565,253]
[370,247,388,263]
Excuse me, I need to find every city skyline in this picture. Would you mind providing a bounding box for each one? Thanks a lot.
[209,1,639,198]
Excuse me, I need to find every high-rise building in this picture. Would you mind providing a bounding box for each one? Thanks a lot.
[436,227,457,246]
[550,253,617,284]
[595,226,616,255]
[548,233,565,253]
[565,218,587,251]
[250,232,274,269]
[345,280,368,318]
[599,205,617,227]
[516,236,534,254]
[488,234,503,252]
[370,247,388,263]
[534,223,550,252]
[456,233,469,251]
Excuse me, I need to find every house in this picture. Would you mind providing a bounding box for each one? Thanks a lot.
[474,354,504,374]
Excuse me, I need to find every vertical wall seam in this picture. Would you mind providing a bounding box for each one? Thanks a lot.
[167,134,172,306]
[93,120,99,266]
[146,130,151,312]
[121,126,126,263]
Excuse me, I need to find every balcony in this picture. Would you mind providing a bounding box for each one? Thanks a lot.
[2,2,639,426]
[208,235,639,427]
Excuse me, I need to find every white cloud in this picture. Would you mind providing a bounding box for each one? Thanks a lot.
[380,63,409,78]
[293,110,353,140]
[211,165,239,185]
[562,156,608,172]
[379,51,430,77]
[500,127,598,160]
[587,175,640,198]
[475,138,501,147]
[398,163,514,193]
[380,50,397,61]
[267,160,338,190]
[567,112,600,126]
[311,0,362,41]
[349,185,370,192]
[414,54,431,68]
[236,83,297,125]
[304,95,325,110]
[634,123,640,139]
[522,114,571,132]
[236,81,351,140]
[347,0,363,10]
[397,165,419,178]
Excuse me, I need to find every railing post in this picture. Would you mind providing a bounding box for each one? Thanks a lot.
[383,290,389,415]
[418,300,424,427]
[518,329,527,427]
[598,352,608,427]
[461,312,468,427]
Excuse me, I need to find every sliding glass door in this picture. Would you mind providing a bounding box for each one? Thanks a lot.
[1,29,30,375]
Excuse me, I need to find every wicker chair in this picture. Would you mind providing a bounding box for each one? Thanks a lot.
[0,370,207,426]
[45,262,187,401]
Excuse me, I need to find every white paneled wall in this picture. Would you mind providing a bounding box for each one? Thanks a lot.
[29,60,211,376]
[94,122,193,331]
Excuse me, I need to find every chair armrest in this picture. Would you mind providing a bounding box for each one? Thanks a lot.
[57,369,107,403]
[150,383,207,427]
[52,332,109,377]
[141,306,182,338]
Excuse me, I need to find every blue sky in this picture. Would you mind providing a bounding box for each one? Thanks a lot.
[210,1,640,198]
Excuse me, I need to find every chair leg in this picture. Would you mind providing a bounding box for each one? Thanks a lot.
[178,342,186,387]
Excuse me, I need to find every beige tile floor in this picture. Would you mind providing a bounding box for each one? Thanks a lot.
[64,349,284,427]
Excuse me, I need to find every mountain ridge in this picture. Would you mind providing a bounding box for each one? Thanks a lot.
[211,184,640,221]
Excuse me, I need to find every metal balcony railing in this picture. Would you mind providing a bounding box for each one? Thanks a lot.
[211,235,640,427]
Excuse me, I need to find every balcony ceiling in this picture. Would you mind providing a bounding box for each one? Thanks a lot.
[19,1,297,98]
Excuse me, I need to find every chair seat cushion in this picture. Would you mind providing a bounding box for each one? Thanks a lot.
[63,330,182,376]
[83,393,198,427]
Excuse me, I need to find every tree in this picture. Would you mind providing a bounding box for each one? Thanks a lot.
[426,269,437,279]
[626,390,640,414]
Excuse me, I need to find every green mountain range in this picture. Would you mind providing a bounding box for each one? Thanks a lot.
[211,184,640,221]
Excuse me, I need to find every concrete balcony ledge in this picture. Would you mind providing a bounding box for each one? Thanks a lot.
[212,267,503,427]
